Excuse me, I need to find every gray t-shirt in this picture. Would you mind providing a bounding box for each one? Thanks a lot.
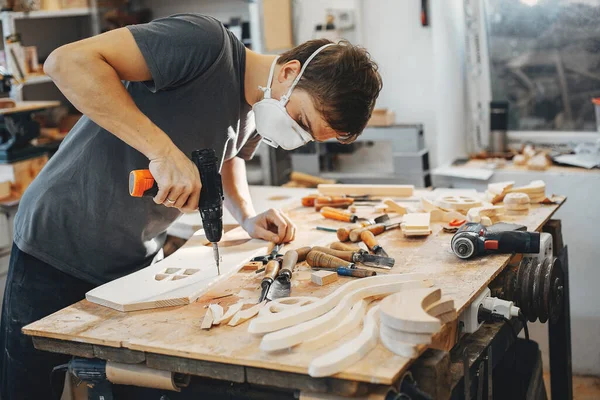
[14,14,260,285]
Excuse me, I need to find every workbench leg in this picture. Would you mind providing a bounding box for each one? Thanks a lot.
[548,245,572,400]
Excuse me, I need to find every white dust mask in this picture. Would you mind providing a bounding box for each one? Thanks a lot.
[253,43,335,150]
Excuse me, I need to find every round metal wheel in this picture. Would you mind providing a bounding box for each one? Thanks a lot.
[546,257,564,324]
[531,258,546,323]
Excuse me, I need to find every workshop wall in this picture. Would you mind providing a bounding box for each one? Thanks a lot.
[138,0,250,22]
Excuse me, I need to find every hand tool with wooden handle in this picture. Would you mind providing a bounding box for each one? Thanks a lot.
[320,207,360,223]
[360,230,389,257]
[348,221,402,242]
[315,199,354,212]
[129,149,224,275]
[301,194,319,207]
[313,266,377,278]
[311,246,394,269]
[259,259,280,302]
[306,251,354,269]
[336,222,369,241]
[330,242,365,252]
[295,246,312,262]
[266,250,298,300]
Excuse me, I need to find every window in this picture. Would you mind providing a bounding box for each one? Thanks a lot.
[485,0,600,131]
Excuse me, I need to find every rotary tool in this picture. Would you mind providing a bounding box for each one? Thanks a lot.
[451,222,540,259]
[129,149,224,274]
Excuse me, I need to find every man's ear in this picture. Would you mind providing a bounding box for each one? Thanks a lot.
[278,60,301,84]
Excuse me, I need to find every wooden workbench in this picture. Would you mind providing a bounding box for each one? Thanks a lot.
[22,189,565,394]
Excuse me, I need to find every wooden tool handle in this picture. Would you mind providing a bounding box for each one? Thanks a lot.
[336,222,363,242]
[311,246,354,262]
[295,246,312,262]
[368,223,386,236]
[317,196,348,203]
[315,199,353,212]
[306,251,352,269]
[301,194,318,207]
[349,227,369,242]
[320,207,354,222]
[281,250,298,275]
[330,242,363,252]
[337,267,377,278]
[360,230,379,251]
[264,259,280,281]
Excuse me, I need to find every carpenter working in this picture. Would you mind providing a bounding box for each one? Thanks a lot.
[0,13,381,399]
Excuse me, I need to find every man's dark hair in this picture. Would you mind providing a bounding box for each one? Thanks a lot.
[278,39,382,144]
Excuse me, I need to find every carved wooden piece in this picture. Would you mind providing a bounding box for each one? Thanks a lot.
[248,273,425,334]
[257,297,319,318]
[86,232,270,312]
[308,305,380,377]
[402,213,431,236]
[311,270,338,286]
[200,308,214,330]
[382,198,407,215]
[215,301,245,325]
[299,300,368,351]
[259,279,429,351]
[379,327,418,359]
[434,195,482,211]
[228,301,267,327]
[208,304,224,323]
[379,287,441,333]
[380,323,431,345]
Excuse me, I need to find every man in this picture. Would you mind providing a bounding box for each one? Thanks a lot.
[0,14,381,399]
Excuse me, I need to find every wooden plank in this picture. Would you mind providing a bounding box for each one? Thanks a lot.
[22,190,565,385]
[317,184,414,197]
[94,345,146,364]
[32,337,95,358]
[0,100,60,115]
[145,353,245,383]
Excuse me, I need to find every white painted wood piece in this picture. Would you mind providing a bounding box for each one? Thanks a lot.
[403,229,433,237]
[420,197,438,212]
[481,216,493,226]
[86,231,270,312]
[248,273,425,334]
[228,301,267,327]
[466,206,504,223]
[434,195,482,211]
[215,301,245,325]
[379,287,442,333]
[401,213,430,230]
[379,323,431,345]
[300,300,368,351]
[506,180,546,195]
[257,297,319,318]
[317,184,414,197]
[311,270,338,286]
[260,279,430,351]
[382,198,407,215]
[505,203,529,211]
[308,305,380,377]
[200,308,213,330]
[208,304,224,323]
[504,193,529,205]
[379,327,418,359]
[488,181,514,195]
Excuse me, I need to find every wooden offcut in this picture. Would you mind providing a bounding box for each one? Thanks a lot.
[311,270,338,286]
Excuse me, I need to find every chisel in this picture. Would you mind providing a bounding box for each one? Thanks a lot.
[312,266,377,278]
[360,230,389,257]
[311,246,394,269]
[348,221,402,242]
[306,251,354,269]
[266,250,298,300]
[330,242,365,253]
[259,259,280,302]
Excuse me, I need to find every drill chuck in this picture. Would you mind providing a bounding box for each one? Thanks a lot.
[452,234,476,259]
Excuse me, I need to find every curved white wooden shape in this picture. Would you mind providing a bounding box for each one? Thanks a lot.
[380,287,442,333]
[260,280,429,352]
[257,296,319,318]
[379,327,418,359]
[299,300,368,351]
[248,273,425,335]
[308,305,380,377]
[86,230,270,312]
[379,323,431,345]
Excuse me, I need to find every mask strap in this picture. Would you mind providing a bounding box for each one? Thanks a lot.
[280,43,336,105]
[259,56,280,99]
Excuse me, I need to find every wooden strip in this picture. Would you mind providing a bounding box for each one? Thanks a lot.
[201,308,214,330]
[379,323,431,345]
[215,301,245,325]
[260,280,428,352]
[379,288,441,333]
[248,273,425,335]
[318,184,414,197]
[299,300,368,351]
[308,305,380,377]
[379,327,418,359]
[228,301,267,327]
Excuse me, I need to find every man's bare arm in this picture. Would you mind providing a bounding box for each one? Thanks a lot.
[45,28,199,210]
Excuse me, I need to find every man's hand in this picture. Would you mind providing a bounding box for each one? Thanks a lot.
[242,209,297,243]
[149,144,201,212]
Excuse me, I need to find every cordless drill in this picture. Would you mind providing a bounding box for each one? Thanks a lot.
[451,222,540,259]
[129,149,224,274]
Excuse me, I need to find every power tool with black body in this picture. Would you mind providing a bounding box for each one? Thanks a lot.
[129,149,224,274]
[451,222,541,259]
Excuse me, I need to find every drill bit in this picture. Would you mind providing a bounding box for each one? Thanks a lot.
[212,242,220,275]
